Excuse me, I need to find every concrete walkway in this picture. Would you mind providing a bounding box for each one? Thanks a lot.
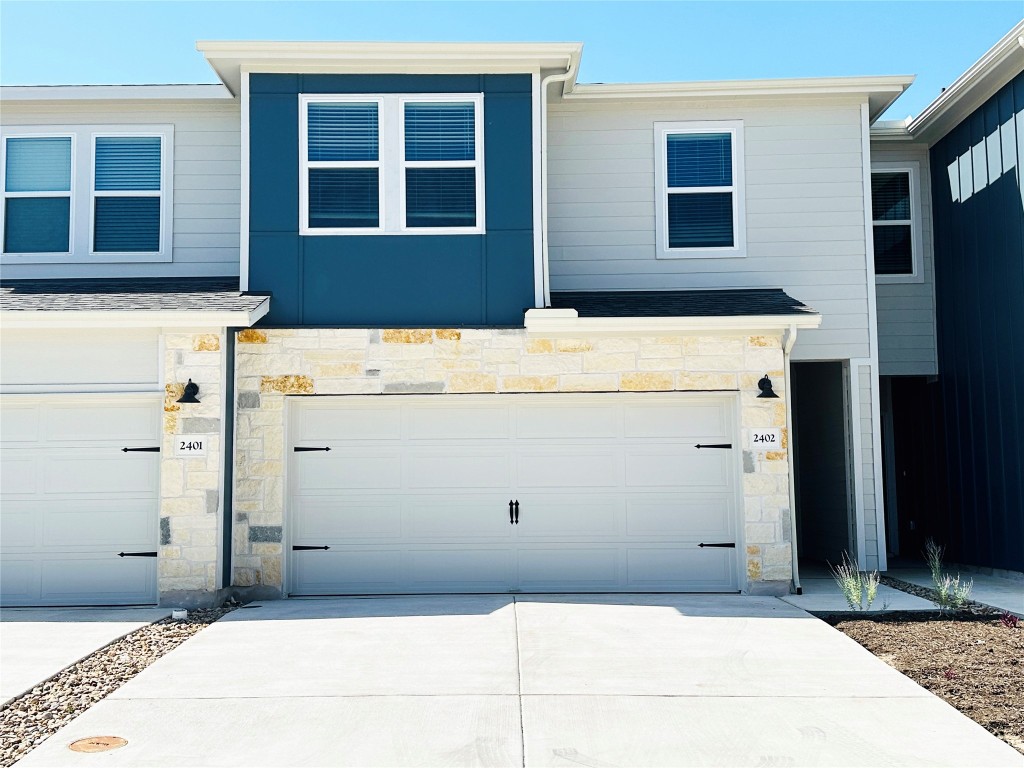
[780,577,936,613]
[888,567,1024,616]
[16,595,1021,767]
[0,607,168,705]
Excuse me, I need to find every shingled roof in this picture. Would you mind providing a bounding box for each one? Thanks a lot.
[550,289,817,318]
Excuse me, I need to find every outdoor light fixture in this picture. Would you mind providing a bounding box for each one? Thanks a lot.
[176,379,201,404]
[756,375,779,399]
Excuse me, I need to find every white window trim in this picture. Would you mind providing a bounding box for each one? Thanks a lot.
[299,92,484,236]
[89,131,172,259]
[654,120,745,260]
[0,132,76,257]
[0,124,173,265]
[872,162,923,284]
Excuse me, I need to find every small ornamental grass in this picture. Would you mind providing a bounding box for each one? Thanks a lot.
[829,551,880,611]
[924,538,974,614]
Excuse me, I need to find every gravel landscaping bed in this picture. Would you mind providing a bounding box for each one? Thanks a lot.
[0,607,234,767]
[827,580,1024,755]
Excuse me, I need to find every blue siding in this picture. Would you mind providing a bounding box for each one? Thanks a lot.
[929,72,1024,572]
[249,74,535,326]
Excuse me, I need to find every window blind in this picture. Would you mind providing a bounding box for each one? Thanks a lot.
[95,137,161,191]
[667,192,734,248]
[872,173,910,221]
[308,103,379,162]
[404,102,475,162]
[667,133,732,188]
[309,168,379,228]
[405,168,476,228]
[5,137,72,192]
[4,197,70,253]
[874,226,913,275]
[93,197,160,252]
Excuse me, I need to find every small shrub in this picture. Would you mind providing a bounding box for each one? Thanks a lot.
[999,612,1019,629]
[924,537,944,584]
[923,538,973,614]
[943,668,958,681]
[829,551,880,611]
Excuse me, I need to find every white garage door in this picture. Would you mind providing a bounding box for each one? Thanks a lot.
[1,396,160,606]
[288,393,740,595]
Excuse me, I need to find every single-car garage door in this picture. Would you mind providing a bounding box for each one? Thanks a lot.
[1,395,160,606]
[288,393,740,594]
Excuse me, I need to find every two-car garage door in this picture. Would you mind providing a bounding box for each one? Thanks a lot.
[288,393,741,595]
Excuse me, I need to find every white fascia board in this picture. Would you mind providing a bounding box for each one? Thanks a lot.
[563,75,915,122]
[524,308,822,336]
[0,84,234,102]
[870,119,913,141]
[0,302,269,329]
[197,41,581,95]
[908,21,1024,145]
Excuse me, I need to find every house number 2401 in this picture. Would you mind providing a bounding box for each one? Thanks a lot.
[174,435,209,457]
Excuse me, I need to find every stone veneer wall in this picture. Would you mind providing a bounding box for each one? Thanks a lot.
[159,331,225,603]
[232,328,793,594]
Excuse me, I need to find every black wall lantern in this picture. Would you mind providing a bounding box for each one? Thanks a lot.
[176,379,201,404]
[756,374,779,399]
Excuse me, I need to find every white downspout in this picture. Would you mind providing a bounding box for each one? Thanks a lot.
[783,324,802,595]
[539,57,579,307]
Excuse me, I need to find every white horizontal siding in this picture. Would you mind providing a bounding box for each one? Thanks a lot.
[547,96,872,360]
[871,142,938,376]
[1,100,241,280]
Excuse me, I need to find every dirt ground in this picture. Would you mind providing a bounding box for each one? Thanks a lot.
[831,612,1024,755]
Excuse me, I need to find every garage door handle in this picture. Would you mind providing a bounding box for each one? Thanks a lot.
[698,542,736,548]
[122,446,160,453]
[117,551,157,557]
[694,444,732,450]
[514,500,519,525]
[509,500,514,525]
[292,545,330,551]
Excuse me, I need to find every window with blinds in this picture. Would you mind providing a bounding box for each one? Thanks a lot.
[871,171,914,276]
[655,121,745,258]
[299,94,483,234]
[92,136,162,253]
[2,136,73,254]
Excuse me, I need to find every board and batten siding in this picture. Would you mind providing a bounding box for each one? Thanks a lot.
[547,97,872,362]
[871,141,938,376]
[0,99,241,279]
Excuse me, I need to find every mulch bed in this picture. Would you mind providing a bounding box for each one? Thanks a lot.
[825,582,1024,755]
[0,606,234,767]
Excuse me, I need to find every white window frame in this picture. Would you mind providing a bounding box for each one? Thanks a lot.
[89,131,172,258]
[654,120,745,259]
[871,162,923,284]
[0,124,173,265]
[1,132,76,257]
[299,93,484,236]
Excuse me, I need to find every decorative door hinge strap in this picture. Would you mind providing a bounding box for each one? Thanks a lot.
[117,551,158,557]
[698,542,736,548]
[695,443,732,450]
[122,447,160,453]
[292,545,331,551]
[293,446,331,452]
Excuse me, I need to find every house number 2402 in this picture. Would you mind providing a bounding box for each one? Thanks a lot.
[750,429,782,451]
[174,435,209,458]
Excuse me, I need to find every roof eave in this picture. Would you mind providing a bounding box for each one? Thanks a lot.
[0,302,269,329]
[524,308,822,337]
[908,21,1024,145]
[0,84,234,102]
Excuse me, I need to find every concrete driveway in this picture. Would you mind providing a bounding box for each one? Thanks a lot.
[17,595,1022,767]
[0,607,168,705]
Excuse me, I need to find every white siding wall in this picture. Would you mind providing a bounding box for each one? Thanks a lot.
[1,99,241,279]
[547,96,872,361]
[858,363,880,570]
[871,141,938,376]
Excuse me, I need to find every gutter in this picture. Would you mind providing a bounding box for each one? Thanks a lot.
[524,308,822,336]
[783,324,802,595]
[0,303,270,329]
[539,55,580,307]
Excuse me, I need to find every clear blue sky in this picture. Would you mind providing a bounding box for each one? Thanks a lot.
[1,1,1021,119]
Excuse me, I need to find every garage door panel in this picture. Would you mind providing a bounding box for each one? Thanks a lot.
[296,452,401,492]
[517,548,619,590]
[407,452,510,489]
[406,498,514,539]
[408,407,509,440]
[296,406,401,442]
[45,404,158,443]
[625,449,730,487]
[408,549,513,590]
[625,403,728,439]
[625,495,734,539]
[1,457,37,495]
[42,502,157,548]
[39,555,156,605]
[294,499,403,540]
[0,558,37,604]
[43,455,158,495]
[517,451,621,488]
[292,549,400,594]
[626,547,735,590]
[512,497,619,539]
[516,406,619,439]
[1,509,36,548]
[0,407,40,443]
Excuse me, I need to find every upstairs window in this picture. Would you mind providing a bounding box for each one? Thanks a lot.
[93,136,163,253]
[655,121,745,259]
[3,136,73,254]
[300,94,483,235]
[871,166,921,281]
